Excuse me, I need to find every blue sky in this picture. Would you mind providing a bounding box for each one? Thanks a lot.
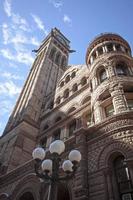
[0,0,133,135]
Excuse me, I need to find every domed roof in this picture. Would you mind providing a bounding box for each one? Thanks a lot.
[86,33,131,64]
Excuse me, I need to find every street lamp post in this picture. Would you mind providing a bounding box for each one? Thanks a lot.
[32,140,81,200]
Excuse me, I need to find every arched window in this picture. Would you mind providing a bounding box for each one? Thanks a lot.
[64,89,69,99]
[40,137,47,148]
[71,71,76,78]
[49,48,56,61]
[97,46,103,55]
[19,192,35,200]
[68,120,76,137]
[115,44,121,51]
[107,43,113,52]
[99,68,107,83]
[60,81,64,87]
[55,52,61,65]
[114,156,133,199]
[68,107,76,114]
[82,96,91,105]
[72,83,78,92]
[105,104,114,117]
[53,129,61,140]
[81,77,87,86]
[61,56,66,67]
[56,96,61,105]
[65,75,70,83]
[116,63,129,76]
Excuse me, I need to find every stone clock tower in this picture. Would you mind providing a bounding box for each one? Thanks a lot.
[0,28,70,173]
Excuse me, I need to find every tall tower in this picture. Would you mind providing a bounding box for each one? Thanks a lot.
[0,28,70,173]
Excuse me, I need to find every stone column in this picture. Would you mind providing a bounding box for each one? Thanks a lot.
[73,129,89,200]
[109,83,128,114]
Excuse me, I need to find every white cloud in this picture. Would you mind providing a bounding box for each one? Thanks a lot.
[63,14,72,25]
[0,48,34,65]
[49,0,63,9]
[1,72,24,80]
[31,14,48,35]
[0,100,13,116]
[3,0,12,17]
[0,81,21,97]
[1,48,14,60]
[12,13,30,32]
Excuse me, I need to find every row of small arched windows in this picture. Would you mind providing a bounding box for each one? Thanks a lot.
[56,77,87,105]
[89,42,130,64]
[59,71,76,87]
[49,47,67,67]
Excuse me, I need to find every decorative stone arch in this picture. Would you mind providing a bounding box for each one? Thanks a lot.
[0,193,9,200]
[98,141,132,170]
[80,95,91,106]
[66,103,78,114]
[11,173,42,200]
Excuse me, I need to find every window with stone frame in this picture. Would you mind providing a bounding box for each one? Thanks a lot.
[55,52,61,65]
[85,112,91,126]
[105,104,114,117]
[64,89,69,99]
[53,129,61,141]
[65,75,70,83]
[49,47,56,61]
[127,100,133,110]
[114,156,133,199]
[115,63,129,76]
[107,43,113,52]
[72,83,78,92]
[71,71,76,78]
[61,56,66,67]
[68,120,76,137]
[99,68,107,83]
[81,77,87,86]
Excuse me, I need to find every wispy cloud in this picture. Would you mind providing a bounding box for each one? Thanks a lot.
[1,72,24,80]
[0,80,21,97]
[0,48,34,65]
[49,0,63,9]
[3,0,12,17]
[63,14,72,26]
[31,14,48,35]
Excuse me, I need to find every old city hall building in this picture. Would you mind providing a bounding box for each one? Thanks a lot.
[0,28,133,200]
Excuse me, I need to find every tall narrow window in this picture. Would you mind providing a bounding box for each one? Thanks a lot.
[99,69,107,83]
[49,48,56,61]
[55,52,61,65]
[68,120,76,137]
[114,156,133,199]
[53,129,61,141]
[105,104,114,117]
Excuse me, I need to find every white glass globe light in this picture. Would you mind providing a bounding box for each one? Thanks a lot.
[49,140,65,155]
[32,147,46,160]
[69,150,81,163]
[41,159,52,172]
[62,160,73,172]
